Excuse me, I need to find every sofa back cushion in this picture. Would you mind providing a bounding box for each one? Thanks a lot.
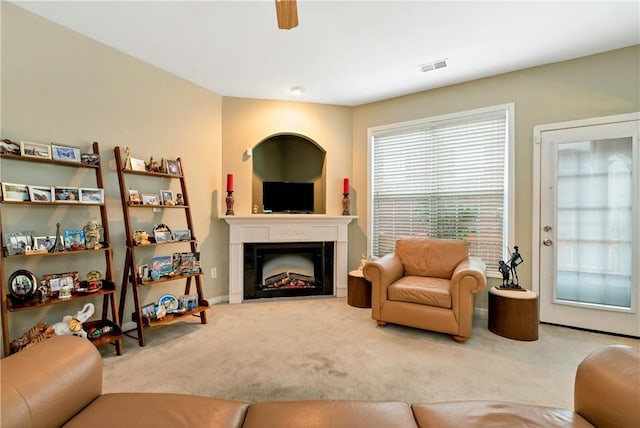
[396,238,469,279]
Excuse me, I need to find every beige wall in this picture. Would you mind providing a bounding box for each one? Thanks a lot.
[351,45,640,305]
[1,3,638,345]
[1,3,223,341]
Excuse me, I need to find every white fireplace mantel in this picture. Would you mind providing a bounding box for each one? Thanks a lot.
[224,215,357,303]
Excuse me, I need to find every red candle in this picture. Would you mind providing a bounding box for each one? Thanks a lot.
[343,178,349,194]
[226,174,234,192]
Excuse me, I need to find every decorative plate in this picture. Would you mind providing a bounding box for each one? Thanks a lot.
[8,269,36,301]
[158,294,179,312]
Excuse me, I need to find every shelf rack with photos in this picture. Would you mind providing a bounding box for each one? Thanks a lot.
[0,142,123,356]
[114,146,208,347]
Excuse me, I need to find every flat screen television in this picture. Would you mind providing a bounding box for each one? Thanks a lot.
[263,181,314,213]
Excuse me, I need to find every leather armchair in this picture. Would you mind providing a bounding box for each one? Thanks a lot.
[363,237,486,342]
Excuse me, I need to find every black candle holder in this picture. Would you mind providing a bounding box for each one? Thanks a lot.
[342,193,350,216]
[225,191,235,215]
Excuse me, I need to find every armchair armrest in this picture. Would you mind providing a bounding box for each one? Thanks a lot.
[451,256,487,295]
[363,254,404,319]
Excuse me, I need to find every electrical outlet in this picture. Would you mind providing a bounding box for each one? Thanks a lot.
[210,267,217,279]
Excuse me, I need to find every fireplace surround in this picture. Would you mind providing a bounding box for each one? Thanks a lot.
[224,215,356,303]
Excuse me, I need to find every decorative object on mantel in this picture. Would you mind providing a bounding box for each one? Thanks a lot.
[225,173,235,215]
[498,245,526,291]
[342,177,350,216]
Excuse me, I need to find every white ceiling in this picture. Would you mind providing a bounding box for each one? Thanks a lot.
[10,1,640,106]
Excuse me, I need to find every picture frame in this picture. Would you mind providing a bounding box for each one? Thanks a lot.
[129,157,146,172]
[64,229,85,250]
[141,302,157,320]
[160,190,174,205]
[79,187,104,204]
[172,229,192,241]
[19,141,51,159]
[1,182,30,202]
[154,230,172,243]
[53,186,80,202]
[51,144,82,163]
[141,193,160,205]
[28,185,53,202]
[165,159,181,176]
[42,271,79,294]
[4,232,34,256]
[34,235,60,252]
[151,255,173,278]
[8,269,37,301]
[128,188,141,204]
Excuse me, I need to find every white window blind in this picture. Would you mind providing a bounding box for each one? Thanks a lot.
[370,105,512,277]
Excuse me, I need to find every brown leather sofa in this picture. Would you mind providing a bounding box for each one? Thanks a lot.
[363,237,486,342]
[1,336,638,428]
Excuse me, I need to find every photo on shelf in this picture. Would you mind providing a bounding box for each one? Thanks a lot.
[54,186,80,202]
[141,303,156,320]
[141,193,159,205]
[128,188,141,204]
[165,159,181,176]
[64,229,85,250]
[79,187,104,204]
[1,182,30,201]
[51,144,81,163]
[173,229,191,241]
[129,157,146,171]
[42,271,79,294]
[160,190,174,205]
[19,141,51,160]
[28,185,53,202]
[154,230,172,243]
[4,232,34,256]
[34,235,60,252]
[151,255,173,278]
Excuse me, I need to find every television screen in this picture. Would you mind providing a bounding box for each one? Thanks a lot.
[263,181,314,213]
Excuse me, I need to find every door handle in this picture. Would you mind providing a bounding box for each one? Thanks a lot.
[543,225,552,232]
[543,239,553,246]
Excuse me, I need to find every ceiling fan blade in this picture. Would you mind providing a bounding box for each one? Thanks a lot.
[275,0,298,30]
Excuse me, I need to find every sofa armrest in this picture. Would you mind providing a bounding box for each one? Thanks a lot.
[363,254,404,319]
[574,344,640,428]
[451,256,487,295]
[0,336,103,428]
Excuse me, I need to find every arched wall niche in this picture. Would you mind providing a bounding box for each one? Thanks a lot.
[252,133,327,214]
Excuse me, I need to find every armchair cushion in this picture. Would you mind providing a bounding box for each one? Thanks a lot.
[396,238,469,279]
[388,276,451,308]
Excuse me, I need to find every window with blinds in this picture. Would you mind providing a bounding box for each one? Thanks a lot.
[369,104,514,277]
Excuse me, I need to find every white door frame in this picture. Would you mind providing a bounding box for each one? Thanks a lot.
[532,112,640,331]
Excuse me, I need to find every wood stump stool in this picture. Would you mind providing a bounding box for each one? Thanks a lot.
[488,286,539,341]
[347,270,372,308]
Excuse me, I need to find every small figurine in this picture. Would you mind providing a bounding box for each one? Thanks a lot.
[52,303,95,338]
[50,223,65,253]
[38,285,49,303]
[134,230,150,245]
[498,245,524,290]
[123,146,132,169]
[175,193,184,205]
[83,220,103,250]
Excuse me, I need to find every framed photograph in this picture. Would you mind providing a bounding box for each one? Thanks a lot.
[141,193,160,205]
[129,157,146,171]
[42,271,79,294]
[34,235,60,252]
[128,188,141,204]
[79,187,104,203]
[154,230,172,243]
[19,141,51,159]
[4,232,34,256]
[28,185,53,202]
[173,230,192,241]
[141,302,157,320]
[151,255,173,278]
[1,182,30,202]
[64,229,85,250]
[51,144,81,163]
[53,186,80,202]
[160,190,174,205]
[165,159,181,176]
[8,269,37,301]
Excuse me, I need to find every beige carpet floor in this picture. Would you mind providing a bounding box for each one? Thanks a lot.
[99,297,639,409]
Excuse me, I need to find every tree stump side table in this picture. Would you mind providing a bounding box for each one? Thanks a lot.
[347,270,372,308]
[488,286,539,341]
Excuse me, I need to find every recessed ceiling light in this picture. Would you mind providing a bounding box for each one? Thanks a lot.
[418,58,448,72]
[290,86,304,96]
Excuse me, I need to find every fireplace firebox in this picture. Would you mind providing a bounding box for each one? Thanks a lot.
[244,242,334,299]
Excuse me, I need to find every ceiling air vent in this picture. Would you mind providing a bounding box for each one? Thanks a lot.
[419,58,448,72]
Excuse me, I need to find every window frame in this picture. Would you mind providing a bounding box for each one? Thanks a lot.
[366,103,515,278]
